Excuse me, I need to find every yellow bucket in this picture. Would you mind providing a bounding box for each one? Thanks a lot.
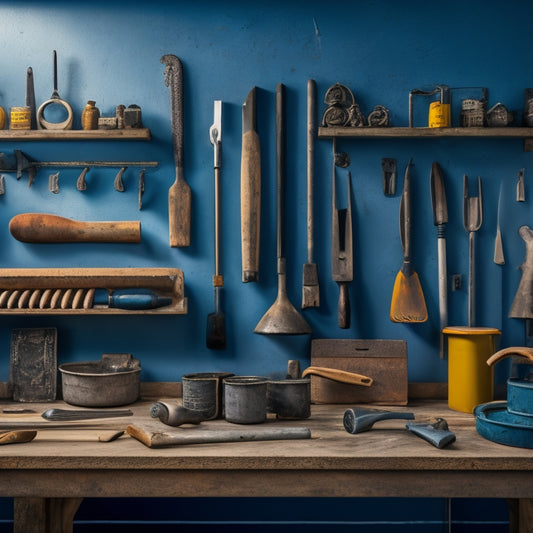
[443,326,501,413]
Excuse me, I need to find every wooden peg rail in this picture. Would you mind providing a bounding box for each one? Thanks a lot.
[0,267,187,315]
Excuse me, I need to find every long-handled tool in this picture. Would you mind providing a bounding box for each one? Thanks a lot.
[206,101,226,349]
[390,159,428,323]
[463,175,483,327]
[241,87,261,282]
[254,84,311,335]
[161,54,191,247]
[331,140,353,329]
[430,161,448,357]
[494,181,505,265]
[302,79,320,308]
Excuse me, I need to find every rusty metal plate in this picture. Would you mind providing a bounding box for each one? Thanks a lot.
[9,327,57,402]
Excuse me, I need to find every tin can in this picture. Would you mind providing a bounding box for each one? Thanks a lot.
[224,376,268,424]
[10,106,31,130]
[428,101,451,128]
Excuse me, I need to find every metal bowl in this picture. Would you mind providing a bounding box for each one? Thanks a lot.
[59,353,141,407]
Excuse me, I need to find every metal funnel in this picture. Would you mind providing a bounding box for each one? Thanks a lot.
[254,83,311,336]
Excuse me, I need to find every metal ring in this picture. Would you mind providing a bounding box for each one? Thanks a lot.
[37,98,73,130]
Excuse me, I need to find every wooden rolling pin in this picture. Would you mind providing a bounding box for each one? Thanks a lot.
[9,213,141,243]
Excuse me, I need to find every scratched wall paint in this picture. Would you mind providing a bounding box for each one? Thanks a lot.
[0,0,530,387]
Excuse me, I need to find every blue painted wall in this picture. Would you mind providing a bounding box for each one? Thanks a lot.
[0,0,530,382]
[0,0,529,529]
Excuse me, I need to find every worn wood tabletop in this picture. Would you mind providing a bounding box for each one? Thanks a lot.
[1,398,532,532]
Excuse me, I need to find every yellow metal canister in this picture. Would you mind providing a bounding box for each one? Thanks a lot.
[428,101,451,128]
[10,106,31,130]
[443,326,501,413]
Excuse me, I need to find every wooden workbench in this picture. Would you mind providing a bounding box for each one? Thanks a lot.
[0,399,532,533]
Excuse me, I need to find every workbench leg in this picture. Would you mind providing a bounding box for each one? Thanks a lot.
[13,497,83,533]
[507,498,533,533]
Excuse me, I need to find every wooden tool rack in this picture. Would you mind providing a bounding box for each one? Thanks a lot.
[0,399,531,532]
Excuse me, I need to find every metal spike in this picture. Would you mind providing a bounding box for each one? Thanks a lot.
[49,172,59,194]
[114,167,126,192]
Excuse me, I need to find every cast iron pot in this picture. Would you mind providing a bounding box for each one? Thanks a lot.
[59,353,141,407]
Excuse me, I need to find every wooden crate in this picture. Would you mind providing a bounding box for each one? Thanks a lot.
[310,339,408,405]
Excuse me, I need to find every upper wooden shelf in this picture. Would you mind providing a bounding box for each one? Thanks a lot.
[0,129,151,141]
[318,126,533,151]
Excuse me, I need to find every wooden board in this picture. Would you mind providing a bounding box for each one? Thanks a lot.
[310,339,408,405]
[9,328,57,402]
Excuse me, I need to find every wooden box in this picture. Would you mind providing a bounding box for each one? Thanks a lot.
[309,339,408,405]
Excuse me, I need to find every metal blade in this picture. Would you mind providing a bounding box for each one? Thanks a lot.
[242,87,256,134]
[430,161,448,226]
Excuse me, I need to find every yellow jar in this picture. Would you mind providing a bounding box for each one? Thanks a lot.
[444,326,501,413]
[428,101,451,128]
[0,106,5,129]
[10,106,31,130]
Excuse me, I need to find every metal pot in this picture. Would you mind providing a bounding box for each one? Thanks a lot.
[267,379,311,419]
[59,353,141,407]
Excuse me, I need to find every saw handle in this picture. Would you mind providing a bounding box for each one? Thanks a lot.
[486,346,533,366]
[302,366,373,387]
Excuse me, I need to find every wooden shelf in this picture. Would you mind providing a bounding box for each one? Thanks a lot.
[0,267,187,316]
[318,126,533,151]
[0,129,151,142]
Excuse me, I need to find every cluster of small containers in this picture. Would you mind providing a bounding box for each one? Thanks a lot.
[182,372,311,424]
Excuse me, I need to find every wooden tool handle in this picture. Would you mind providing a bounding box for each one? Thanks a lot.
[240,129,261,282]
[338,281,350,329]
[302,366,373,387]
[9,213,141,243]
[486,346,533,366]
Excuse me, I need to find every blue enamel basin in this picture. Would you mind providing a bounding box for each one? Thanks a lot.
[474,401,533,449]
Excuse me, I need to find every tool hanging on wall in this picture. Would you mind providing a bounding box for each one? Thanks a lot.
[381,158,396,196]
[332,139,353,329]
[254,84,311,335]
[494,181,505,265]
[302,79,320,309]
[517,168,526,202]
[25,67,37,130]
[390,159,428,323]
[206,100,226,350]
[161,54,191,247]
[463,176,483,327]
[241,87,261,283]
[430,161,448,357]
[37,50,73,130]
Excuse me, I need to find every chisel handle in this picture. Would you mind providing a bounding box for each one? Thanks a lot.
[9,213,141,243]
